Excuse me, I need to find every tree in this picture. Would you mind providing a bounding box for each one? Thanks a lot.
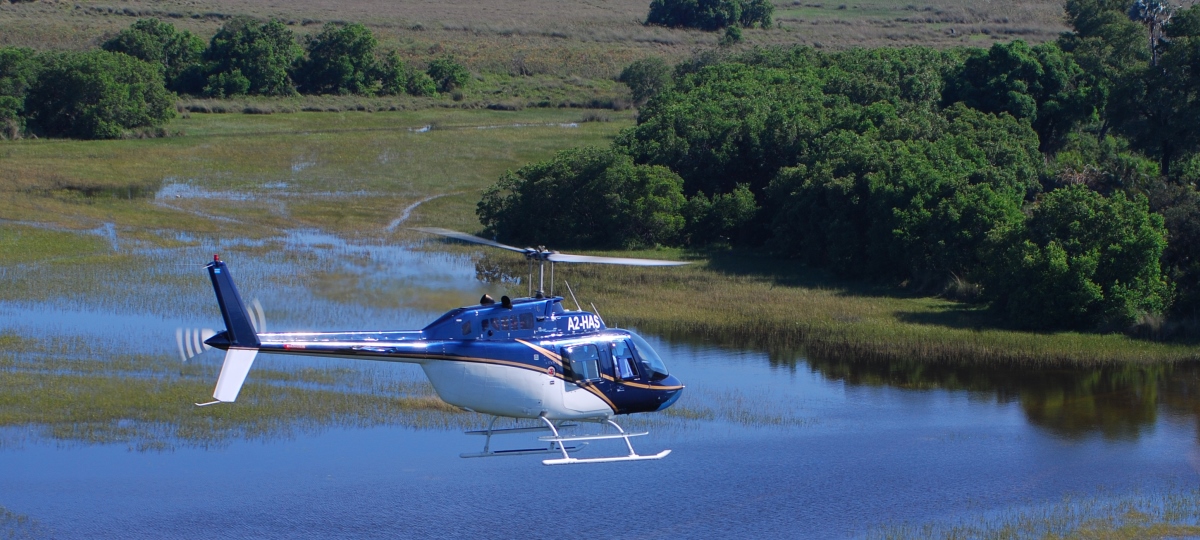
[1149,182,1200,319]
[645,0,772,30]
[982,184,1171,330]
[296,22,379,95]
[768,105,1040,284]
[202,18,301,97]
[426,56,469,93]
[24,50,174,139]
[943,40,1096,153]
[0,47,39,137]
[477,147,686,249]
[618,57,671,106]
[683,184,759,246]
[378,51,437,97]
[101,18,205,94]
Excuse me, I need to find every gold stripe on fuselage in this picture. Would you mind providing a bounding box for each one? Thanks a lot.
[515,339,563,365]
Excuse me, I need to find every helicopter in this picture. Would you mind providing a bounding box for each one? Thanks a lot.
[191,227,689,465]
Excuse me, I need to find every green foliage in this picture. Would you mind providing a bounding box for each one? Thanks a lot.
[645,0,772,30]
[377,51,437,97]
[101,18,205,94]
[1150,182,1200,318]
[23,50,174,139]
[618,56,671,106]
[426,56,469,93]
[983,185,1171,330]
[1106,34,1200,177]
[203,18,300,97]
[0,47,39,136]
[477,146,686,249]
[943,40,1095,153]
[719,26,743,46]
[296,23,379,95]
[769,105,1040,283]
[683,184,759,245]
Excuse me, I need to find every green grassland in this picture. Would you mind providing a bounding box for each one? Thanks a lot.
[0,0,1066,80]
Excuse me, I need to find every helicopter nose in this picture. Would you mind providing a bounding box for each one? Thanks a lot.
[655,376,684,411]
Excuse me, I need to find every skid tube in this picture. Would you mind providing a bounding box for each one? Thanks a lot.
[539,417,671,466]
[460,416,584,459]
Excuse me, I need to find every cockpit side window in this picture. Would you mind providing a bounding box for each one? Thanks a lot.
[562,344,600,382]
[611,340,638,380]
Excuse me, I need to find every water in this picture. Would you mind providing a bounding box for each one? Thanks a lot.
[2,226,1199,538]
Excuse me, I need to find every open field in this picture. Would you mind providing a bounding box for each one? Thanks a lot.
[0,0,1068,79]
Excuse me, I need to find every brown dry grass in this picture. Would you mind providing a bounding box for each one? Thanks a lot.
[0,0,1069,78]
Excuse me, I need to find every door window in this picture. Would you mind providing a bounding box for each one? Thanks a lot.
[562,344,600,382]
[611,340,638,380]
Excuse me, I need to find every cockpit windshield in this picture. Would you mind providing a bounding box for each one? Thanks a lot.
[628,332,669,380]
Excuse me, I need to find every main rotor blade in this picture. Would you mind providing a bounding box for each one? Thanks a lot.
[546,253,690,266]
[411,227,527,253]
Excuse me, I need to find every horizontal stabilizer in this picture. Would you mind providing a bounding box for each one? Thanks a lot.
[212,348,258,403]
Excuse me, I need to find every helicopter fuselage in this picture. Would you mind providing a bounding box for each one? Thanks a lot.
[207,296,684,421]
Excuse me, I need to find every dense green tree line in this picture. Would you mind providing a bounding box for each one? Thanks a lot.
[0,18,466,138]
[480,1,1200,333]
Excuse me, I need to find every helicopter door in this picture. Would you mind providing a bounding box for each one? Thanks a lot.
[558,344,607,414]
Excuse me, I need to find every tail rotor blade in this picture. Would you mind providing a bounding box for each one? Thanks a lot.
[176,327,217,362]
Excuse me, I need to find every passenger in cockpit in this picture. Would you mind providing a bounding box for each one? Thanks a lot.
[480,294,495,305]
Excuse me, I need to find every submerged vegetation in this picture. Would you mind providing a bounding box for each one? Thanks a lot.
[870,488,1200,539]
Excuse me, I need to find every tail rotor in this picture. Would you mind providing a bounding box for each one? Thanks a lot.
[176,298,265,362]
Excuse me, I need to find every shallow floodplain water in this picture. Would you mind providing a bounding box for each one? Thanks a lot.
[3,221,1200,538]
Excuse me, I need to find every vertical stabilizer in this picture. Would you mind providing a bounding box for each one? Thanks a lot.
[205,256,261,349]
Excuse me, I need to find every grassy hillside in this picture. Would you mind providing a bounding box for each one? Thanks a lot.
[0,0,1067,80]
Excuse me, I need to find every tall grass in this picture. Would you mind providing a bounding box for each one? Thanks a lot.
[869,488,1200,539]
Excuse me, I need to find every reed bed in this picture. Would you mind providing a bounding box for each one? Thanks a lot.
[869,488,1200,539]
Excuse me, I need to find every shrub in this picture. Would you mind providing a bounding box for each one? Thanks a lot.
[296,22,379,95]
[24,50,175,139]
[617,57,670,106]
[683,184,759,246]
[102,18,205,94]
[646,0,773,30]
[426,56,469,93]
[203,18,301,97]
[477,147,686,249]
[982,184,1171,330]
[0,47,39,137]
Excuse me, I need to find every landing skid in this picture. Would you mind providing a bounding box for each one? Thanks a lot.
[460,417,585,459]
[538,417,670,466]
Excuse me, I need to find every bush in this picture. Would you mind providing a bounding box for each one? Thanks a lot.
[618,57,670,106]
[646,0,773,30]
[24,50,175,139]
[982,184,1171,330]
[683,184,759,246]
[477,147,686,249]
[1150,182,1200,319]
[203,18,300,97]
[0,47,39,137]
[102,18,205,94]
[942,40,1095,153]
[377,51,437,97]
[296,22,379,95]
[768,105,1040,284]
[426,56,469,93]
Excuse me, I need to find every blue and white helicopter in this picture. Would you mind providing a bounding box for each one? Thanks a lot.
[189,228,687,465]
